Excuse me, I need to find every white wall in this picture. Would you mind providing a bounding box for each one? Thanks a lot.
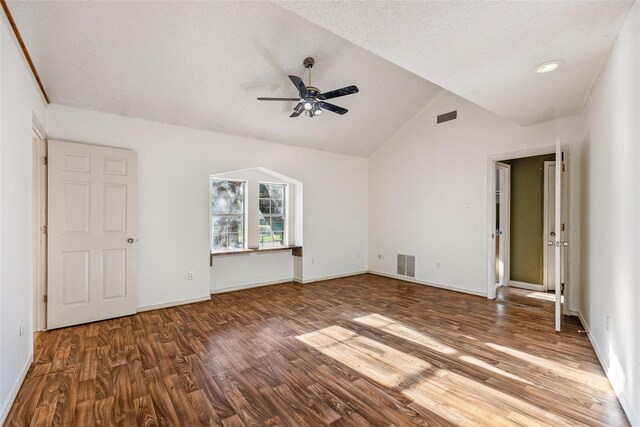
[578,2,640,423]
[0,16,47,423]
[368,90,584,311]
[46,104,368,308]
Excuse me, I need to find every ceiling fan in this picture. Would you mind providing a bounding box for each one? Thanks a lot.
[257,57,359,118]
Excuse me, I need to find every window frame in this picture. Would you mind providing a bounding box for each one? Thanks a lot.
[258,181,287,248]
[210,178,247,253]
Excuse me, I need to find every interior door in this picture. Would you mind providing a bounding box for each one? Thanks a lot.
[549,138,567,332]
[48,140,137,329]
[544,161,557,291]
[495,162,511,286]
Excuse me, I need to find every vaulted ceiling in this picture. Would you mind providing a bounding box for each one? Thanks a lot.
[8,1,635,156]
[7,1,442,157]
[278,0,634,125]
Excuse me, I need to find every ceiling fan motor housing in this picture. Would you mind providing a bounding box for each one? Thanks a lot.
[303,57,315,69]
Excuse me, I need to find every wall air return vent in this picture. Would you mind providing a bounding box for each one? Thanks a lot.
[397,254,416,278]
[397,254,406,275]
[437,110,457,124]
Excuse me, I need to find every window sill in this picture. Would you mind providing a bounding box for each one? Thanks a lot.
[210,246,302,265]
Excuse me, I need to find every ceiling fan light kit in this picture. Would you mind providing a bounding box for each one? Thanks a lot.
[257,57,359,118]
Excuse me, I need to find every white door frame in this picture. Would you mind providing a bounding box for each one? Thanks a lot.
[32,120,47,333]
[495,162,511,288]
[486,144,570,306]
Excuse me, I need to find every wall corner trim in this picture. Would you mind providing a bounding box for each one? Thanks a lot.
[0,354,33,424]
[577,312,639,426]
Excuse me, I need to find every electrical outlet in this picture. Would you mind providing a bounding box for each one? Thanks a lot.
[378,254,384,260]
[311,258,315,265]
[606,315,610,331]
[188,271,194,280]
[436,261,441,269]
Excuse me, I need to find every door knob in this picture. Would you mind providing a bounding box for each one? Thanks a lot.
[127,238,135,244]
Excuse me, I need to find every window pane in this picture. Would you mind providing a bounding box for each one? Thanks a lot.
[212,234,227,250]
[213,216,228,234]
[272,233,284,245]
[271,216,284,232]
[259,183,269,198]
[228,233,242,249]
[211,180,229,197]
[230,198,244,214]
[212,197,229,214]
[271,200,283,215]
[260,215,270,228]
[228,216,243,233]
[259,199,270,214]
[271,184,284,199]
[228,181,243,198]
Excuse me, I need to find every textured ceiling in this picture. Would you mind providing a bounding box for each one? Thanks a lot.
[278,1,634,125]
[8,1,442,157]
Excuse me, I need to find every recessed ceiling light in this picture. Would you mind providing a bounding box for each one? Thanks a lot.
[535,60,562,74]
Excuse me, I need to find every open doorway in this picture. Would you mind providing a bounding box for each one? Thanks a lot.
[487,145,569,329]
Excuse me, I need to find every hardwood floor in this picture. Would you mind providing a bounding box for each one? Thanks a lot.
[5,274,628,426]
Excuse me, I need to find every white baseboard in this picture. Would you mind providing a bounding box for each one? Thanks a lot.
[577,312,639,426]
[137,295,211,312]
[294,270,369,285]
[211,278,294,295]
[1,354,33,424]
[368,270,487,297]
[509,280,544,291]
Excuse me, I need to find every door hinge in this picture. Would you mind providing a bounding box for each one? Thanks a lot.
[562,163,565,173]
[41,225,47,235]
[561,223,565,232]
[41,156,48,165]
[43,294,48,303]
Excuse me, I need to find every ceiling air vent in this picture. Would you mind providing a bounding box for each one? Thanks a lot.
[437,110,457,124]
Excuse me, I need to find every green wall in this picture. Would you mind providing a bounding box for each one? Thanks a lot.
[503,154,555,285]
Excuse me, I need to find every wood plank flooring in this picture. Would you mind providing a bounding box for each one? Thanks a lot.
[4,274,629,426]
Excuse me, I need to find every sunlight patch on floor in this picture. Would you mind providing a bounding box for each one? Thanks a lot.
[353,313,457,355]
[297,324,579,426]
[486,342,611,389]
[296,325,430,388]
[354,313,533,385]
[458,355,533,385]
[524,291,564,303]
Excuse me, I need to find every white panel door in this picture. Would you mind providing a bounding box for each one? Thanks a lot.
[48,140,137,329]
[544,162,557,291]
[551,138,566,332]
